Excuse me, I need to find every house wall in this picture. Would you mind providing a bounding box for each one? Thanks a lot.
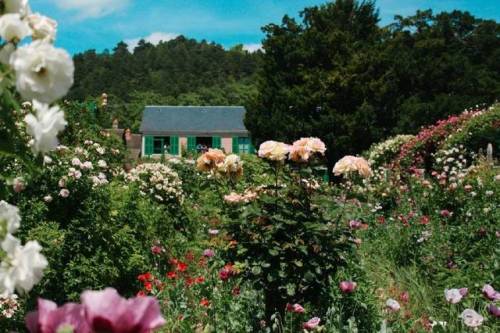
[221,137,232,153]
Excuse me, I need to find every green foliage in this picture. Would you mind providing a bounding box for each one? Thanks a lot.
[225,163,356,317]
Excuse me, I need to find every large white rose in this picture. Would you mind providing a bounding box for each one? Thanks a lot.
[27,13,57,42]
[258,140,290,161]
[0,13,31,42]
[3,0,30,16]
[0,201,20,237]
[10,40,74,104]
[0,235,47,296]
[24,100,67,154]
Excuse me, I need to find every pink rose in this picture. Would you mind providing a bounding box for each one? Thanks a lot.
[482,284,500,301]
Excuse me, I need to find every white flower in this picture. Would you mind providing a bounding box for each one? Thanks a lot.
[0,42,15,64]
[0,235,47,296]
[460,309,483,328]
[43,155,52,164]
[0,201,20,237]
[43,195,52,203]
[444,289,465,304]
[3,0,30,16]
[386,298,400,312]
[59,189,69,198]
[97,160,107,168]
[81,161,93,170]
[26,13,56,42]
[0,13,31,43]
[24,100,67,154]
[10,41,74,104]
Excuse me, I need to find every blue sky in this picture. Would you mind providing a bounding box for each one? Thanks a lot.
[31,0,500,54]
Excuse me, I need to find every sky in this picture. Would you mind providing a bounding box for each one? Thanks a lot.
[31,0,500,54]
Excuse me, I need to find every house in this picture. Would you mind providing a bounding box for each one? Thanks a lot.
[139,106,254,157]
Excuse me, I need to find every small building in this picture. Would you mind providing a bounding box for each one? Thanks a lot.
[139,106,254,157]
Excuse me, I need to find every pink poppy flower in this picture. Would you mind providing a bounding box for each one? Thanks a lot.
[202,249,215,258]
[303,317,320,330]
[488,304,500,318]
[482,284,500,301]
[348,220,363,230]
[286,303,305,313]
[440,210,452,218]
[339,281,357,294]
[444,288,467,304]
[26,299,91,333]
[81,288,166,333]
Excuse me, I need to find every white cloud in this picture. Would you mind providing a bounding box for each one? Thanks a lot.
[50,0,131,19]
[125,32,179,51]
[242,43,262,53]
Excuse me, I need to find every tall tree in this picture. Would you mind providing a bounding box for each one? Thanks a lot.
[246,0,384,172]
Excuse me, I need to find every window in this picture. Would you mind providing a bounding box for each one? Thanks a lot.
[153,137,170,154]
[238,137,250,154]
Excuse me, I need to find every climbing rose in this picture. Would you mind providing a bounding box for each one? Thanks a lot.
[303,317,320,330]
[24,100,67,154]
[0,235,48,295]
[0,201,21,236]
[81,288,165,333]
[10,41,74,104]
[0,13,31,43]
[27,13,57,42]
[258,141,290,161]
[460,309,483,328]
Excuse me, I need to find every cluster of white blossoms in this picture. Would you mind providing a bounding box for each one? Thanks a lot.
[0,0,74,154]
[367,134,415,168]
[124,163,184,204]
[0,201,47,296]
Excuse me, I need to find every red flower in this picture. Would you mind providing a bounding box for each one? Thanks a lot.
[185,277,195,287]
[232,286,240,296]
[136,290,146,297]
[399,291,410,303]
[219,264,235,281]
[137,272,153,282]
[195,276,205,284]
[167,271,177,279]
[420,216,430,225]
[377,216,385,224]
[199,298,210,307]
[144,282,153,292]
[176,261,188,272]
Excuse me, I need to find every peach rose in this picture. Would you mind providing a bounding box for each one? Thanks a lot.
[332,155,372,178]
[196,149,226,172]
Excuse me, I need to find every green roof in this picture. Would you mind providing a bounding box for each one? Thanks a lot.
[140,106,249,136]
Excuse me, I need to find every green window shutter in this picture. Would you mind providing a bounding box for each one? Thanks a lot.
[187,136,196,152]
[232,137,239,154]
[170,136,179,155]
[249,141,255,154]
[212,136,221,149]
[144,136,153,156]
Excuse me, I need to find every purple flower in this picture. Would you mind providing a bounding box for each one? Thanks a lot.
[303,317,320,330]
[482,284,500,301]
[202,249,215,258]
[348,220,363,230]
[488,304,500,318]
[339,281,357,294]
[444,288,468,304]
[81,288,166,333]
[26,299,91,333]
